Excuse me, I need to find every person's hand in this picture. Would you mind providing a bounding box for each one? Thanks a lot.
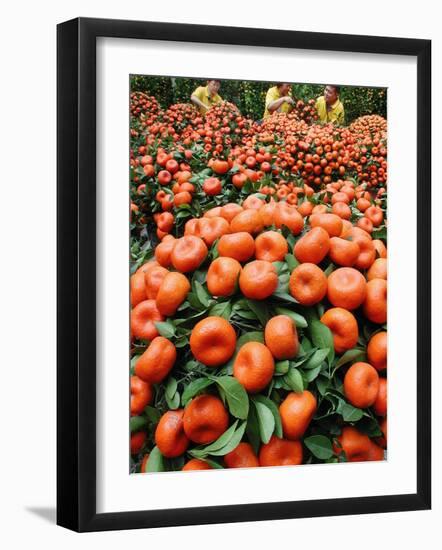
[285,96,294,105]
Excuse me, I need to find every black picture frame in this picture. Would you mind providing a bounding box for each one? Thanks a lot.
[57,17,431,532]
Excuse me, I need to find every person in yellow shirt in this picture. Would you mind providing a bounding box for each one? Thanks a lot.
[263,83,295,119]
[191,80,223,114]
[315,85,345,124]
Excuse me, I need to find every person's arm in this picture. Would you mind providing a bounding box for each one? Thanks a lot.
[267,96,293,114]
[191,93,209,113]
[337,107,345,125]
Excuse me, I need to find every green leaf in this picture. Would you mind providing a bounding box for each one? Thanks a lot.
[165,392,180,410]
[275,360,290,375]
[246,403,261,454]
[181,378,214,406]
[324,262,335,276]
[310,318,334,364]
[246,300,270,325]
[252,395,283,438]
[285,253,299,271]
[144,406,161,424]
[146,446,165,472]
[194,281,211,308]
[209,421,247,456]
[273,261,289,275]
[316,375,330,396]
[130,415,147,433]
[165,377,178,399]
[340,402,364,422]
[304,435,334,459]
[189,421,248,458]
[303,348,329,369]
[284,367,304,393]
[154,321,176,339]
[130,355,141,369]
[273,291,298,304]
[253,400,275,444]
[212,376,249,419]
[302,365,322,383]
[274,307,307,328]
[203,458,224,469]
[237,331,264,347]
[189,421,239,458]
[209,300,232,320]
[334,348,366,369]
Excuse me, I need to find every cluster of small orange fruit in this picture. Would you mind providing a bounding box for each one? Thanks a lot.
[129,93,387,474]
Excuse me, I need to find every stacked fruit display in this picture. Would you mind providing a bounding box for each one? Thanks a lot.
[129,95,387,473]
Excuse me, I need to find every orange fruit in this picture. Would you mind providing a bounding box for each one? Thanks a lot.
[239,260,278,300]
[331,201,351,220]
[135,336,176,384]
[320,308,359,353]
[327,267,367,310]
[136,259,159,274]
[203,176,222,195]
[356,217,373,234]
[274,202,304,235]
[264,315,299,360]
[156,271,190,316]
[140,453,150,472]
[367,258,387,281]
[212,159,229,174]
[243,194,265,210]
[198,217,231,247]
[224,442,260,468]
[182,458,212,471]
[279,391,317,440]
[259,202,278,226]
[294,227,330,264]
[221,203,243,222]
[233,341,275,393]
[373,239,387,259]
[255,231,288,262]
[207,257,242,297]
[189,316,237,367]
[130,375,153,416]
[343,228,376,270]
[309,213,343,237]
[217,232,255,262]
[297,200,314,217]
[154,235,176,268]
[144,265,168,300]
[334,426,370,462]
[367,331,387,371]
[363,278,387,323]
[328,237,360,267]
[367,440,385,461]
[259,435,303,466]
[230,209,264,235]
[155,409,189,458]
[343,362,380,408]
[378,417,387,448]
[131,431,146,455]
[356,197,371,212]
[130,271,147,307]
[183,394,229,444]
[364,205,384,226]
[130,299,164,341]
[289,263,327,305]
[171,236,208,273]
[373,377,387,416]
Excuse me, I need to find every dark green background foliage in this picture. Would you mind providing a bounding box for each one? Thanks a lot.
[130,75,387,123]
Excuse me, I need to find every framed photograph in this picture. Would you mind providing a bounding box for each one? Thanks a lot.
[57,17,431,532]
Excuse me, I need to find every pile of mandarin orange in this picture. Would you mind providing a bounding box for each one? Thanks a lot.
[129,94,387,473]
